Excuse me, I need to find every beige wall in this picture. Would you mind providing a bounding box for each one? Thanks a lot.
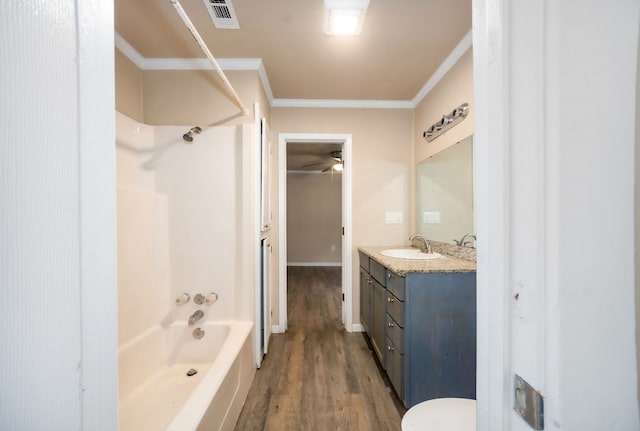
[115,50,144,123]
[414,48,474,163]
[287,171,342,265]
[412,48,474,232]
[142,69,270,126]
[272,107,414,326]
[114,49,271,126]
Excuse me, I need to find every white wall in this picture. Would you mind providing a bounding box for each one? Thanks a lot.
[0,1,117,429]
[474,0,640,430]
[287,172,342,265]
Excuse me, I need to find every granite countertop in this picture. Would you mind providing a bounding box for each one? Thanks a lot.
[358,245,476,276]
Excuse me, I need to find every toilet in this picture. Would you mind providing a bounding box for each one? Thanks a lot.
[401,398,476,431]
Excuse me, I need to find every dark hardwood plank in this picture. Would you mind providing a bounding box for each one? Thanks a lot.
[234,266,403,431]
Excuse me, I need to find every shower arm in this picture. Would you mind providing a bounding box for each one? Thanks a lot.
[170,0,249,116]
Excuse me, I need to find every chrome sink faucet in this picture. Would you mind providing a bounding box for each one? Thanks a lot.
[455,233,476,248]
[409,234,432,254]
[188,309,204,326]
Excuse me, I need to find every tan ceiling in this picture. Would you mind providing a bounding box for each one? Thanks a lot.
[115,0,471,101]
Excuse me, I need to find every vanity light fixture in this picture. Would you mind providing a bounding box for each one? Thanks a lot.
[423,103,469,142]
[323,0,370,36]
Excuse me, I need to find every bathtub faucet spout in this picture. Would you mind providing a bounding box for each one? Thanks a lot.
[189,309,204,326]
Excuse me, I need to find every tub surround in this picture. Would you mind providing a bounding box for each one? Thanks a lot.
[116,112,258,431]
[358,243,476,277]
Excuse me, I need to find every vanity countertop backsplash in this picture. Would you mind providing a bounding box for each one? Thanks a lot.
[359,241,476,276]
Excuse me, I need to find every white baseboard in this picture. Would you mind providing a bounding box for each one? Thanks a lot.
[271,325,284,334]
[350,323,365,333]
[287,262,342,267]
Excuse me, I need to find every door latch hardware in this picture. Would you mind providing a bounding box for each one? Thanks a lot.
[514,374,544,430]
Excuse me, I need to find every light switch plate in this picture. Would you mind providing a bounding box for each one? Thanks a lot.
[423,211,441,224]
[384,211,403,224]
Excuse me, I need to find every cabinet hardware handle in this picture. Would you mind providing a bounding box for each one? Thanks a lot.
[387,297,395,303]
[387,346,395,352]
[387,322,394,328]
[388,273,393,279]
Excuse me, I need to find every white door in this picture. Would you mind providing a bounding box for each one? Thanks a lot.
[261,237,272,355]
[474,1,640,430]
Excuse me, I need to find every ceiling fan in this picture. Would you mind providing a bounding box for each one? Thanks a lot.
[302,150,343,172]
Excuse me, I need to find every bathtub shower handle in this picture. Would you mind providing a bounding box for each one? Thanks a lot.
[205,292,219,305]
[176,292,191,305]
[195,292,219,305]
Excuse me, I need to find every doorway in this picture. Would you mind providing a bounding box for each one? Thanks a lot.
[277,133,353,332]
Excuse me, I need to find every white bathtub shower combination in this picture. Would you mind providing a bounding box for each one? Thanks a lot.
[116,112,258,430]
[119,321,253,431]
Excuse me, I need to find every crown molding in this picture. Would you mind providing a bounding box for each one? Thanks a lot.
[142,57,260,70]
[412,29,472,107]
[272,99,414,109]
[115,32,146,69]
[115,31,472,110]
[115,32,274,103]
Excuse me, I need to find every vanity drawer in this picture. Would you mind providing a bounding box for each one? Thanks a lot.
[386,336,404,397]
[370,259,386,286]
[358,251,369,272]
[386,313,405,353]
[387,271,405,300]
[386,291,405,327]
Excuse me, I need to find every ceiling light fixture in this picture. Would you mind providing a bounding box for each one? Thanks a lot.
[323,0,370,36]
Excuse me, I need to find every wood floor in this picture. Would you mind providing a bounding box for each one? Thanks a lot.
[234,266,404,431]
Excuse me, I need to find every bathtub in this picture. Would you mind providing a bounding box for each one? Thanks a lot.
[119,321,255,431]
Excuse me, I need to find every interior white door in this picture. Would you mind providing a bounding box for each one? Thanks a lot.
[262,237,272,355]
[474,1,640,430]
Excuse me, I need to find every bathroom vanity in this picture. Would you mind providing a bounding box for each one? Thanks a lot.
[358,246,476,408]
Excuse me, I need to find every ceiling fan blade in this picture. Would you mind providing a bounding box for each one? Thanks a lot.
[302,161,332,168]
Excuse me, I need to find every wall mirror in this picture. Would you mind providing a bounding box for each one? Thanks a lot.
[416,135,474,246]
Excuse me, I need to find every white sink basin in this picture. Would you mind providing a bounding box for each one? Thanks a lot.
[380,248,442,260]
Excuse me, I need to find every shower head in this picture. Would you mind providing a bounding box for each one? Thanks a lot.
[182,126,202,143]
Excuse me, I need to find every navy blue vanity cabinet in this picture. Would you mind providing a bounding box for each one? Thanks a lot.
[390,270,477,408]
[359,252,387,366]
[369,258,387,365]
[359,253,372,333]
[359,267,372,333]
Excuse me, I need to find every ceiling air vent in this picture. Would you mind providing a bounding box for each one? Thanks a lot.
[203,0,240,29]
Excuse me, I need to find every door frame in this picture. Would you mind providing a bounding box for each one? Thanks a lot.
[277,133,353,332]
